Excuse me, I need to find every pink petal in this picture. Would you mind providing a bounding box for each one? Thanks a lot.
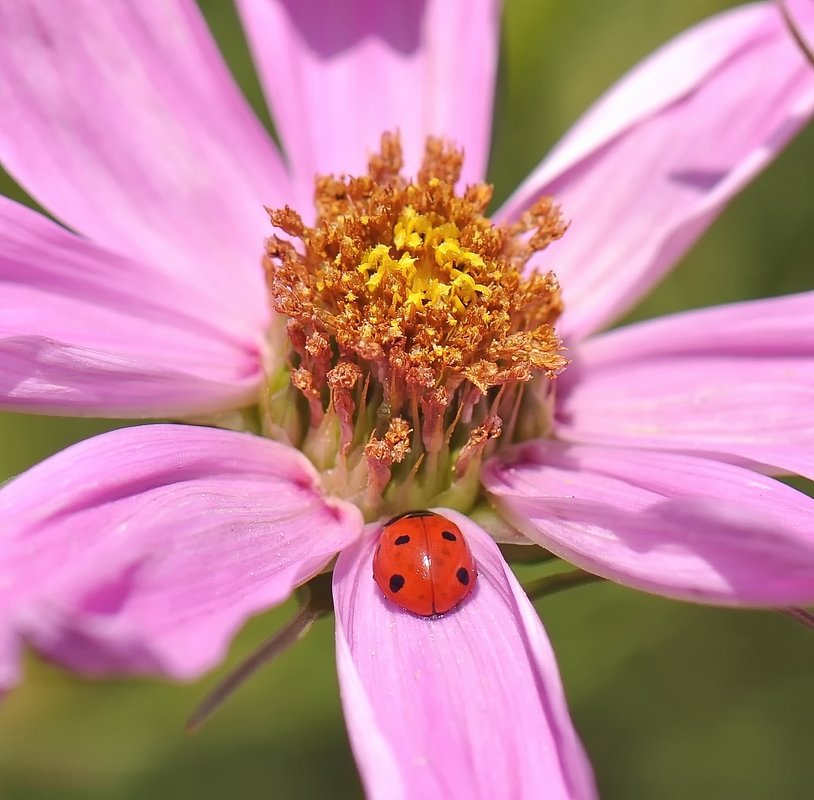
[556,292,814,480]
[483,442,814,606]
[0,424,363,690]
[495,3,814,340]
[236,0,500,208]
[0,199,265,417]
[0,0,290,328]
[333,510,596,800]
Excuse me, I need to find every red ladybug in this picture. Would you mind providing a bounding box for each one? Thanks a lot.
[372,510,477,616]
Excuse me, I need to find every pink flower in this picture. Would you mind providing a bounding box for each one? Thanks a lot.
[1,1,814,797]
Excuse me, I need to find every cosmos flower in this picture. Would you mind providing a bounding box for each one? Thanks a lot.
[1,1,814,797]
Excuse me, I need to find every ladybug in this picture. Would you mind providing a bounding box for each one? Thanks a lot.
[372,510,477,616]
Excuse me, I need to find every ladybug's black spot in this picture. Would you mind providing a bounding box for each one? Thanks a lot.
[441,530,457,542]
[394,534,411,545]
[456,568,470,586]
[389,574,406,593]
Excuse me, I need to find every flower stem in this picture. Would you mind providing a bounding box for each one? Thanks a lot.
[186,601,325,732]
[500,543,558,564]
[523,569,606,601]
[778,606,814,632]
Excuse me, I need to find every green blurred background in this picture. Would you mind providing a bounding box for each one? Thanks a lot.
[2,1,813,797]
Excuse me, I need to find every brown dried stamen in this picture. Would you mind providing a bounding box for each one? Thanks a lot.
[264,133,567,514]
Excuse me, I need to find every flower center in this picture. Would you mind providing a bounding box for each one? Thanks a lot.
[263,134,567,518]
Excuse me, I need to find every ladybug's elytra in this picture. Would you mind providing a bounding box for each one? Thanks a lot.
[372,510,477,616]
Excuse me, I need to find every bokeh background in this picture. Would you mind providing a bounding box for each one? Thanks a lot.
[2,0,813,797]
